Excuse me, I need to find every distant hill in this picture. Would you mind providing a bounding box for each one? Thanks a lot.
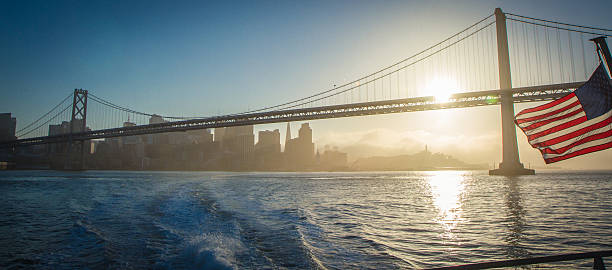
[350,149,487,171]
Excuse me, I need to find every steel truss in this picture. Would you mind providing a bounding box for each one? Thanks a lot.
[2,82,583,147]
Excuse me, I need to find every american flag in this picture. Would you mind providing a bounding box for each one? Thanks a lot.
[515,63,612,164]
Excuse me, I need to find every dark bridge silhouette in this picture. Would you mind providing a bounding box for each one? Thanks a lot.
[2,8,611,175]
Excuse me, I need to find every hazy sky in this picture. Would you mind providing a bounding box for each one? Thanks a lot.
[2,0,612,169]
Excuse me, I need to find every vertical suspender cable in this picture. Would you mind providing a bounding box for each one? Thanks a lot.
[545,23,553,83]
[455,39,461,90]
[568,31,576,82]
[492,25,498,87]
[471,32,475,90]
[445,39,451,90]
[372,75,375,101]
[512,22,521,86]
[510,21,519,86]
[481,30,486,90]
[557,24,564,83]
[404,63,408,98]
[467,34,473,90]
[489,26,494,87]
[366,77,370,102]
[388,73,391,99]
[522,23,531,86]
[534,23,542,85]
[463,33,469,89]
[477,30,483,90]
[397,64,400,99]
[580,32,587,79]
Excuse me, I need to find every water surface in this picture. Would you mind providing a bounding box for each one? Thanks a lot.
[1,170,611,269]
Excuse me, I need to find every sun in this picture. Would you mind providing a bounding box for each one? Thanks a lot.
[425,77,458,102]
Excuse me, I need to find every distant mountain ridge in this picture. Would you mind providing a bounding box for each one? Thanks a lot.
[351,148,487,171]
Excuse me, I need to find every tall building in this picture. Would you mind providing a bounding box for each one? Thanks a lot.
[147,115,169,145]
[47,119,91,154]
[257,129,281,152]
[0,113,16,142]
[122,121,141,145]
[284,123,315,170]
[220,125,254,170]
[149,114,166,124]
[255,129,281,170]
[285,122,291,147]
[187,129,213,144]
[214,128,225,147]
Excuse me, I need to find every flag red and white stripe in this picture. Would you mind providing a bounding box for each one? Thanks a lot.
[515,64,612,163]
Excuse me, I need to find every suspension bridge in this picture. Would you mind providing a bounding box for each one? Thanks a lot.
[2,8,611,175]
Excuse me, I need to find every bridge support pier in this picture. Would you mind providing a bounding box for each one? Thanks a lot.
[64,89,88,171]
[489,8,534,176]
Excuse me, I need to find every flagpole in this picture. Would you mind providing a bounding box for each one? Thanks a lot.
[591,37,612,78]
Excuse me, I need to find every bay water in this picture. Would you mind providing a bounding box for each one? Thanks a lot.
[1,170,611,269]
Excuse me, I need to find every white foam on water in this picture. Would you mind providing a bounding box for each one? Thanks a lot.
[180,232,246,270]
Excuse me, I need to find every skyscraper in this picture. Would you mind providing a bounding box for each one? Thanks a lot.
[285,122,291,148]
[255,129,282,170]
[220,125,254,170]
[0,113,16,142]
[284,123,315,170]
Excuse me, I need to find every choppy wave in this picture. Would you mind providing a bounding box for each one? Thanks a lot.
[1,170,612,269]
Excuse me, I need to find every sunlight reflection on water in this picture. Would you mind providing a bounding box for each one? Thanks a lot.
[2,170,612,269]
[426,171,467,241]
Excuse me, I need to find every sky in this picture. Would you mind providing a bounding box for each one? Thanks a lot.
[1,0,612,169]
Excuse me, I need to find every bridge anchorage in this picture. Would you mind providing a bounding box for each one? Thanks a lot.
[2,8,610,174]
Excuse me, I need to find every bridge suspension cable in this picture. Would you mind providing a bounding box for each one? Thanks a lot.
[232,13,496,114]
[507,17,612,37]
[261,21,497,111]
[16,103,72,138]
[89,93,207,120]
[505,12,607,88]
[506,13,612,33]
[15,93,72,136]
[83,13,498,120]
[13,10,610,141]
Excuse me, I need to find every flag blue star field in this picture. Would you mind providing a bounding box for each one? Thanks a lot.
[515,63,612,164]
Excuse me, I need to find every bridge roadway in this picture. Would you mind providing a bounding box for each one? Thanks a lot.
[2,82,583,147]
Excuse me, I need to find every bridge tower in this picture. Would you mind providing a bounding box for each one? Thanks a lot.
[489,8,535,176]
[66,88,88,170]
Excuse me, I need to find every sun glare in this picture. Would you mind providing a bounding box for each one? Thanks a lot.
[427,171,467,240]
[425,77,458,102]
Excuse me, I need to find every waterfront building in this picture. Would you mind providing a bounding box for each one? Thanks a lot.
[214,127,225,148]
[148,114,166,124]
[284,123,315,170]
[255,129,282,170]
[0,113,16,142]
[320,149,348,170]
[256,129,281,152]
[187,129,213,144]
[285,122,291,150]
[146,115,169,145]
[122,121,141,145]
[221,125,255,170]
[47,120,92,154]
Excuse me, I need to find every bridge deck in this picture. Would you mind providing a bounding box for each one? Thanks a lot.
[2,82,583,147]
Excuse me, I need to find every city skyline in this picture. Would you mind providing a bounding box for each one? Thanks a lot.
[2,2,612,268]
[2,109,488,171]
[2,0,612,169]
